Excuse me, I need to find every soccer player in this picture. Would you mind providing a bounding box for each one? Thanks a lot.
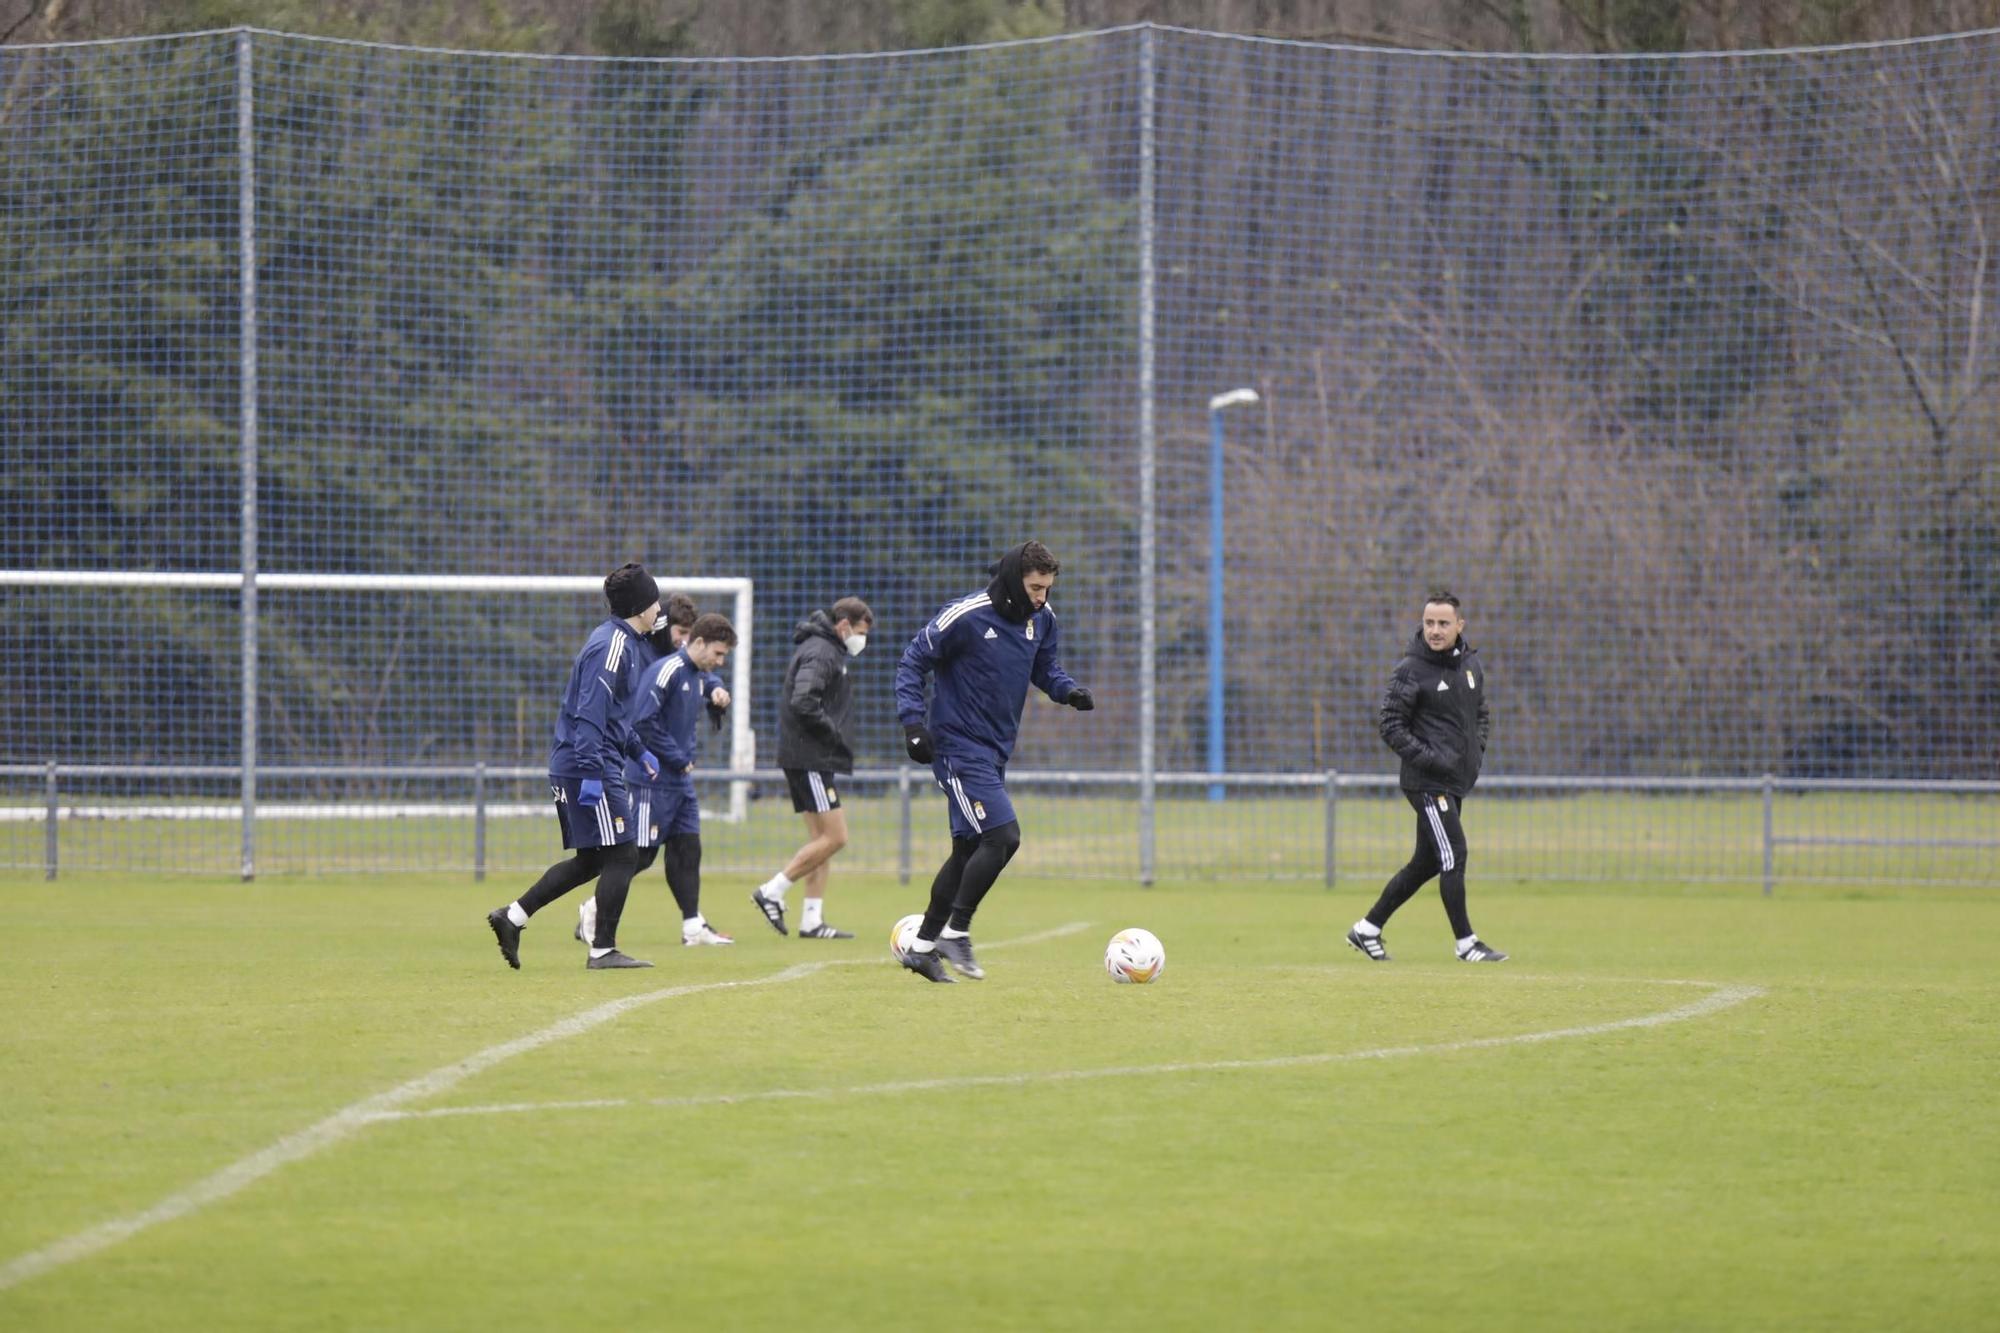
[573,595,732,949]
[577,612,739,949]
[656,591,732,729]
[1346,589,1507,963]
[485,562,661,971]
[893,542,1094,982]
[750,597,873,940]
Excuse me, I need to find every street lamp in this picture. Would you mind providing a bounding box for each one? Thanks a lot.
[1206,387,1259,802]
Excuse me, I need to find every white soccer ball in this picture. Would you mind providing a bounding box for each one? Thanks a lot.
[1104,927,1165,984]
[890,913,925,962]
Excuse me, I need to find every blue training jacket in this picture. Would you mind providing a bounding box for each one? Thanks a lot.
[620,639,724,786]
[547,617,648,781]
[895,591,1078,763]
[626,645,712,781]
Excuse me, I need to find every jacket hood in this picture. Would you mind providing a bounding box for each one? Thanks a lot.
[985,543,1037,624]
[1407,628,1473,667]
[794,609,842,646]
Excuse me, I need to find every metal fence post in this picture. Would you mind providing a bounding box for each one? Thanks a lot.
[1761,773,1775,896]
[1135,22,1158,890]
[472,761,487,882]
[897,764,913,885]
[44,760,58,881]
[236,27,260,884]
[1324,769,1338,889]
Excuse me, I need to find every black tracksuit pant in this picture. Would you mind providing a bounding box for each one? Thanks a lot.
[1365,789,1474,940]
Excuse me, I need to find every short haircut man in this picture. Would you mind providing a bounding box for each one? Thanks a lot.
[751,596,875,940]
[577,611,740,949]
[1346,589,1507,964]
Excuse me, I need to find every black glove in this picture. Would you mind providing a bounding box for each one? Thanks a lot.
[707,701,726,732]
[904,724,935,765]
[1066,686,1095,711]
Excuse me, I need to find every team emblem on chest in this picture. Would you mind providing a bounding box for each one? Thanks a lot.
[1025,622,1035,640]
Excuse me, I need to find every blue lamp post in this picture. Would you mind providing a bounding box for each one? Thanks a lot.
[1206,388,1259,801]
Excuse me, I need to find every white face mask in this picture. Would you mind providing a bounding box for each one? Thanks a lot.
[843,632,867,658]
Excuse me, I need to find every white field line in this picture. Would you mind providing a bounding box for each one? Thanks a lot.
[377,979,1766,1123]
[0,921,1091,1294]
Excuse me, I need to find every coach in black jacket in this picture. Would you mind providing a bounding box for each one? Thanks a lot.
[1345,591,1508,964]
[749,598,873,940]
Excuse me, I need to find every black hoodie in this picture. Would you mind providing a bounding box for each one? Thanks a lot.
[776,610,857,773]
[1377,629,1489,797]
[985,543,1037,624]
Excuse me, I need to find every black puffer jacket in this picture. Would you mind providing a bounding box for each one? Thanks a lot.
[776,611,856,773]
[1378,630,1489,797]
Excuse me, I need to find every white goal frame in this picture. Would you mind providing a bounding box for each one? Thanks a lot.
[0,570,757,867]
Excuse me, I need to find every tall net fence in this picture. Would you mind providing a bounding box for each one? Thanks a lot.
[2,26,1994,885]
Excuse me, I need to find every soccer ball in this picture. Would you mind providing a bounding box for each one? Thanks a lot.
[889,913,925,962]
[1104,927,1165,984]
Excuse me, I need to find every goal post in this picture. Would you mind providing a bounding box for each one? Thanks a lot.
[0,569,758,870]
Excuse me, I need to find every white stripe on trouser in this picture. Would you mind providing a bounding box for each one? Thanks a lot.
[952,772,984,824]
[635,791,654,846]
[808,772,830,814]
[1424,800,1456,872]
[596,793,614,845]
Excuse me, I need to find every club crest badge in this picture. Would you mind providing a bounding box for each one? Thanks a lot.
[826,787,838,804]
[974,800,988,821]
[1466,671,1477,688]
[1026,622,1035,640]
[614,816,627,833]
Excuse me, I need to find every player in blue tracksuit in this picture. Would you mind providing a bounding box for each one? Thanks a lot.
[570,603,737,950]
[893,541,1094,982]
[584,613,739,950]
[486,563,662,971]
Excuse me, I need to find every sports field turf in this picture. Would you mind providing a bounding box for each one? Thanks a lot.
[2,871,1995,1330]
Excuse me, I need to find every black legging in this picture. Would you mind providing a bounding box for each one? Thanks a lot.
[515,842,642,949]
[1365,790,1474,940]
[635,834,704,921]
[919,820,1021,940]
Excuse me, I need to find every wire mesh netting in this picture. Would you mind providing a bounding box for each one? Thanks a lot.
[2,26,1995,884]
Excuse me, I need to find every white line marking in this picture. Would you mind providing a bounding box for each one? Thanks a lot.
[0,921,1091,1293]
[373,980,1765,1124]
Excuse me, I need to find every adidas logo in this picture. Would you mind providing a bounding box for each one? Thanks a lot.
[1436,681,1449,691]
[983,627,998,639]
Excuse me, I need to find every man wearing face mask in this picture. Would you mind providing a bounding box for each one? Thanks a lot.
[750,597,874,940]
[893,542,1094,982]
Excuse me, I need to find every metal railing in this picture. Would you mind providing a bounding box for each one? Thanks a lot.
[4,762,1996,890]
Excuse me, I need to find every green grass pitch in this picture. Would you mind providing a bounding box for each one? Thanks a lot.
[2,869,1995,1330]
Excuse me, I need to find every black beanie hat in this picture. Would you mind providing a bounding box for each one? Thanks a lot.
[604,562,660,620]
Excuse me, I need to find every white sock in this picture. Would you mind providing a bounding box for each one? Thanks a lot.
[1351,919,1379,937]
[506,903,530,928]
[909,938,936,953]
[802,898,823,931]
[683,915,706,936]
[940,926,968,939]
[1457,935,1479,954]
[760,872,792,900]
[589,946,612,959]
